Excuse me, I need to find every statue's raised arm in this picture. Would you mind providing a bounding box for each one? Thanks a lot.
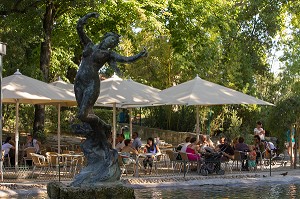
[76,12,99,46]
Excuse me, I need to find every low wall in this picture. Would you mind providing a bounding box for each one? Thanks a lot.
[130,125,195,146]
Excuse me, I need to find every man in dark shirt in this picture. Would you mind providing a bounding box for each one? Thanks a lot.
[235,137,250,171]
[217,137,234,161]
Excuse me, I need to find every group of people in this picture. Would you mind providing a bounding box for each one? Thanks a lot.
[177,121,276,171]
[1,134,41,166]
[116,131,161,175]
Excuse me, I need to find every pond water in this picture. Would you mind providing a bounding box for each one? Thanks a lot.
[134,183,300,199]
[5,181,300,199]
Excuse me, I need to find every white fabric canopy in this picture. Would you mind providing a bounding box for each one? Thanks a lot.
[96,74,164,147]
[160,75,273,106]
[159,75,274,137]
[2,70,77,167]
[3,70,76,106]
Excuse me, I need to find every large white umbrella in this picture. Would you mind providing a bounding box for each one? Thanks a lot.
[159,75,274,138]
[2,70,77,167]
[96,74,164,148]
[49,77,77,153]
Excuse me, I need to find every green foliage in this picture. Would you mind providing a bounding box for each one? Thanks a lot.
[0,0,294,139]
[224,109,243,140]
[267,95,300,141]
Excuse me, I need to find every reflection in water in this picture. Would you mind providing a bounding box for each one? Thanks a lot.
[134,183,299,199]
[288,184,297,199]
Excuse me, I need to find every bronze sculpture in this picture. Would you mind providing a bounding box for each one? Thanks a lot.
[71,12,147,186]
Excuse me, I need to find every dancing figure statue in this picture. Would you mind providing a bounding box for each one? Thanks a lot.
[71,12,147,186]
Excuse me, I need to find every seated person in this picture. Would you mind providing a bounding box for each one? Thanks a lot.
[115,133,125,152]
[2,136,15,166]
[199,134,215,153]
[253,135,264,163]
[24,134,41,154]
[120,139,138,165]
[264,140,276,159]
[186,137,201,161]
[132,132,142,151]
[143,137,160,175]
[180,137,191,153]
[216,137,234,161]
[235,136,250,171]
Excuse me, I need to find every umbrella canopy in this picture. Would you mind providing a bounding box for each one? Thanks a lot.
[97,74,163,106]
[49,77,74,93]
[159,75,274,137]
[96,74,165,147]
[160,75,273,106]
[3,70,76,106]
[2,70,77,167]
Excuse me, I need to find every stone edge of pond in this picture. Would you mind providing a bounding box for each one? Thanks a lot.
[122,173,262,186]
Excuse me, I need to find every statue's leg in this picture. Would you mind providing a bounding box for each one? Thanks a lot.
[77,90,99,123]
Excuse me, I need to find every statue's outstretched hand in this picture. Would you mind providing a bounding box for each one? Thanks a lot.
[88,12,99,18]
[80,12,99,24]
[87,12,99,18]
[140,47,148,57]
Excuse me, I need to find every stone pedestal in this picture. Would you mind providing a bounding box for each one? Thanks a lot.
[47,181,135,199]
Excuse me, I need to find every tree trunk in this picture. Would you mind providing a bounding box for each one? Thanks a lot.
[33,0,55,134]
[33,104,45,136]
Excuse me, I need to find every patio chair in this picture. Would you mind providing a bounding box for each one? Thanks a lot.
[179,152,200,175]
[46,152,63,174]
[30,153,49,178]
[23,147,36,167]
[2,150,11,168]
[71,155,85,176]
[232,150,243,171]
[165,150,181,172]
[118,154,131,176]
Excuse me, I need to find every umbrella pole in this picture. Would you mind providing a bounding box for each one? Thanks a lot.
[57,104,61,154]
[129,108,132,139]
[196,105,200,141]
[0,51,3,181]
[112,103,116,149]
[15,100,19,171]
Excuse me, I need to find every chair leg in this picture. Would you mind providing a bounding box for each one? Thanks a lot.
[31,166,36,178]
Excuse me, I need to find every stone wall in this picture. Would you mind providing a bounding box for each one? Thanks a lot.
[130,125,196,146]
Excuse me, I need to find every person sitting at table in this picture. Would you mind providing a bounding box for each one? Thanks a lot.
[199,134,214,153]
[132,131,142,151]
[2,136,15,166]
[186,137,201,161]
[253,135,264,163]
[143,137,160,175]
[115,133,125,152]
[24,134,41,154]
[120,139,138,165]
[235,136,249,171]
[180,137,191,153]
[216,137,234,161]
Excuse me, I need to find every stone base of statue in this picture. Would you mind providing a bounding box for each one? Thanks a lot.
[47,181,135,199]
[69,120,121,186]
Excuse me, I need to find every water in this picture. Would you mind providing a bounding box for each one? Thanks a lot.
[4,180,300,199]
[134,183,300,199]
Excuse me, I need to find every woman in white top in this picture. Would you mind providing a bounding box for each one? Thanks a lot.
[2,136,15,156]
[254,121,265,141]
[2,136,15,166]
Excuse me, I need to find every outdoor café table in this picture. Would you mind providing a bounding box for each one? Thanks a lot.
[51,145,69,152]
[61,153,84,175]
[134,152,162,177]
